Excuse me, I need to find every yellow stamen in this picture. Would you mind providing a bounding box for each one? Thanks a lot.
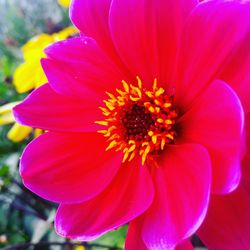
[106,140,118,151]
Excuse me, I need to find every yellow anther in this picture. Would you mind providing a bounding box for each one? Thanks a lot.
[155,107,160,113]
[142,142,150,147]
[153,78,157,91]
[148,106,155,113]
[106,140,118,151]
[164,103,172,108]
[108,134,120,141]
[155,88,165,97]
[95,121,109,126]
[130,84,142,98]
[165,119,173,125]
[161,138,166,150]
[152,135,157,144]
[167,134,174,140]
[122,150,130,163]
[122,80,130,93]
[136,76,142,89]
[104,101,115,111]
[105,92,116,100]
[97,129,108,135]
[118,101,125,106]
[157,118,164,123]
[129,140,136,145]
[154,99,161,106]
[145,91,154,98]
[128,144,136,153]
[128,151,136,162]
[130,96,141,102]
[148,131,154,137]
[116,88,126,96]
[142,145,151,165]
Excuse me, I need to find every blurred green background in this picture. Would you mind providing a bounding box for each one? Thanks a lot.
[0,1,126,249]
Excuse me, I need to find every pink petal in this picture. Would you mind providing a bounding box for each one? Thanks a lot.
[55,158,154,240]
[13,84,101,132]
[125,218,147,250]
[109,0,198,87]
[69,0,113,53]
[176,240,194,250]
[20,132,122,203]
[218,34,250,114]
[242,113,250,194]
[175,0,250,108]
[178,80,244,194]
[142,144,211,249]
[198,186,250,250]
[42,37,125,99]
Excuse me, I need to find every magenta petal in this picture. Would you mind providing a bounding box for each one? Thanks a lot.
[242,113,250,194]
[218,34,250,114]
[42,37,125,99]
[176,240,194,250]
[13,84,101,132]
[55,159,154,240]
[175,0,250,108]
[198,186,250,250]
[125,218,147,250]
[109,0,198,86]
[20,132,122,203]
[142,144,211,249]
[178,80,244,194]
[70,0,113,53]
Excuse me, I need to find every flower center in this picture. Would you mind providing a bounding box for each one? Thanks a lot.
[95,77,178,165]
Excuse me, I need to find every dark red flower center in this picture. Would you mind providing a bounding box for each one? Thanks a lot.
[95,77,178,164]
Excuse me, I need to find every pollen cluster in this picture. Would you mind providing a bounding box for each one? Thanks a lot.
[95,77,178,165]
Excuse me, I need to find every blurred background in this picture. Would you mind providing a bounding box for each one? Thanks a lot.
[0,0,126,249]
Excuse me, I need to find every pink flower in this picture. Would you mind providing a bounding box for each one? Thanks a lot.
[14,0,250,249]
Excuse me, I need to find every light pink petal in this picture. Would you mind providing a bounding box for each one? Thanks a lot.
[42,37,125,99]
[20,132,122,203]
[109,0,198,87]
[178,80,244,194]
[69,0,113,53]
[55,158,154,240]
[175,0,250,108]
[125,218,147,250]
[13,84,101,132]
[198,186,250,250]
[142,144,211,249]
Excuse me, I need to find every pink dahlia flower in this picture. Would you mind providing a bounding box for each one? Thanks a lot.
[14,0,250,249]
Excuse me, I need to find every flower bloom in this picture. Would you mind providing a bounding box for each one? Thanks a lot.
[58,0,71,8]
[1,27,78,142]
[14,0,250,249]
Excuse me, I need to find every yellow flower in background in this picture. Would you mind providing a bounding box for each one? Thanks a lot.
[13,26,78,93]
[0,102,33,142]
[2,26,78,142]
[74,246,85,250]
[58,0,71,8]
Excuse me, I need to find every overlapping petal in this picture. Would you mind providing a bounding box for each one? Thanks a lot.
[43,37,125,99]
[70,0,112,52]
[178,80,244,193]
[109,0,198,87]
[142,144,211,249]
[55,158,154,240]
[198,187,250,250]
[13,84,102,132]
[175,0,250,109]
[20,132,122,203]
